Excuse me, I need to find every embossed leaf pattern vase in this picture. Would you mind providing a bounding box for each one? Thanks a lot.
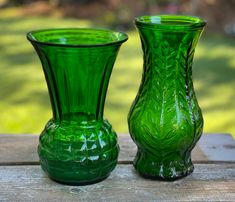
[27,28,128,184]
[128,16,206,180]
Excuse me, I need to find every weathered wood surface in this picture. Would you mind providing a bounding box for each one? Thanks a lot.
[0,134,38,164]
[0,164,234,202]
[0,134,235,201]
[118,135,208,162]
[0,134,235,164]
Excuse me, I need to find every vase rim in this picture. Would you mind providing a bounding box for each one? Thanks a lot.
[26,28,128,47]
[135,15,206,30]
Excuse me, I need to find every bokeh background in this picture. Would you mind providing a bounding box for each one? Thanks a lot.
[0,0,235,137]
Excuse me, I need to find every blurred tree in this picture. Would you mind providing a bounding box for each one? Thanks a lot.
[180,0,235,35]
[1,0,31,6]
[142,0,179,14]
[49,0,105,6]
[1,0,105,7]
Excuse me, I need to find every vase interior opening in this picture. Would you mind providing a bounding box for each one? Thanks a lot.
[27,28,128,47]
[135,15,206,29]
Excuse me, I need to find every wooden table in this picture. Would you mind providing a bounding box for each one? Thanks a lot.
[0,134,235,201]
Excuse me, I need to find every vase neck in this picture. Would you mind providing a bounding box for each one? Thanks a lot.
[137,27,203,77]
[33,45,120,123]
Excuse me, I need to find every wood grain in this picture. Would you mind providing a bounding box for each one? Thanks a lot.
[0,134,234,201]
[0,134,38,164]
[0,134,235,164]
[118,135,208,162]
[0,164,234,201]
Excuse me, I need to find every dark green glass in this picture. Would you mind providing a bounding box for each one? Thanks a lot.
[27,28,128,185]
[128,15,206,180]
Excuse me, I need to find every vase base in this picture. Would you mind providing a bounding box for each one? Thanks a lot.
[47,172,110,185]
[135,167,194,181]
[38,119,119,185]
[40,159,117,185]
[133,150,194,181]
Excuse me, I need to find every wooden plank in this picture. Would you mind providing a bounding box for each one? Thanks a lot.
[199,134,235,161]
[0,164,234,201]
[0,134,39,164]
[118,135,209,162]
[0,134,234,164]
[118,133,235,162]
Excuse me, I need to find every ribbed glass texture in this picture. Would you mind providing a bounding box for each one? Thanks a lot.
[27,28,128,184]
[128,15,206,180]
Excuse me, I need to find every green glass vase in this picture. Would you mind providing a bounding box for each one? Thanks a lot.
[128,15,206,180]
[27,28,128,184]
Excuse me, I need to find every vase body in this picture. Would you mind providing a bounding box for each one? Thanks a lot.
[27,28,128,184]
[128,16,206,180]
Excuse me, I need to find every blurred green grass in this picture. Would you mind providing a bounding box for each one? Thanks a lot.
[0,8,235,137]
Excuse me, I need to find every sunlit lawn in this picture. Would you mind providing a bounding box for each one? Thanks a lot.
[0,8,235,137]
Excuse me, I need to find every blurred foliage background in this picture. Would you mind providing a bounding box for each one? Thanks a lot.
[0,0,235,137]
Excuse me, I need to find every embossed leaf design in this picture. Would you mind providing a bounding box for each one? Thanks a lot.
[128,17,205,179]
